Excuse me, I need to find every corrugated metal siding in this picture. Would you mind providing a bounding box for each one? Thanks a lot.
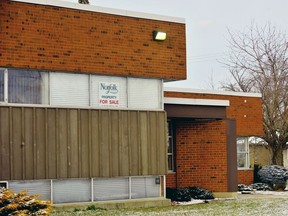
[131,177,160,199]
[0,107,167,180]
[53,179,91,203]
[93,178,129,201]
[8,180,51,200]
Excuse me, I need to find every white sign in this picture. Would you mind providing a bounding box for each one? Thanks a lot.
[99,82,119,106]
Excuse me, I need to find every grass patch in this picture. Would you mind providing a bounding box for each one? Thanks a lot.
[51,198,288,216]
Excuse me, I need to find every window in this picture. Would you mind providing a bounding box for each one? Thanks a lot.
[8,69,48,104]
[237,137,249,168]
[50,72,89,106]
[0,68,163,110]
[167,120,175,171]
[128,78,162,109]
[0,70,4,102]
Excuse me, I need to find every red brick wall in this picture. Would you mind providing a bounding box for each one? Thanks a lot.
[166,173,177,188]
[164,91,263,137]
[0,0,186,80]
[238,170,254,185]
[171,120,228,192]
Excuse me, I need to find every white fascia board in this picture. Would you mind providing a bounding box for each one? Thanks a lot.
[11,0,185,24]
[164,97,230,107]
[164,87,262,98]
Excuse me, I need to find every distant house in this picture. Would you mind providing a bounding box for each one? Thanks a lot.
[0,0,263,205]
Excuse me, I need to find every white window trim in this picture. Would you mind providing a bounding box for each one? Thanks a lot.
[237,137,250,170]
[167,120,175,172]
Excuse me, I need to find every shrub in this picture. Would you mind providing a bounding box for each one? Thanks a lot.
[0,187,51,215]
[187,186,214,200]
[86,205,98,211]
[166,187,214,202]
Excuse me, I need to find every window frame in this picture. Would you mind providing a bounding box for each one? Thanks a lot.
[237,136,250,169]
[167,119,176,172]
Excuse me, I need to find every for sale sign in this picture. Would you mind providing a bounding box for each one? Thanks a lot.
[99,82,119,107]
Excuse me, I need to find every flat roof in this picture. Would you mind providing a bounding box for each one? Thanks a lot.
[11,0,185,24]
[164,87,262,98]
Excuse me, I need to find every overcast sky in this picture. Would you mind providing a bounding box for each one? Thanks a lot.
[64,0,288,89]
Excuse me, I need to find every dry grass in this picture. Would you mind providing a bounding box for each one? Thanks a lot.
[51,196,288,216]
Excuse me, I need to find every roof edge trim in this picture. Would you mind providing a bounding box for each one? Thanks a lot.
[164,97,230,107]
[164,87,262,98]
[10,0,185,23]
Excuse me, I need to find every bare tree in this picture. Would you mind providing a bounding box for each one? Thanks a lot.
[78,0,90,4]
[222,23,288,165]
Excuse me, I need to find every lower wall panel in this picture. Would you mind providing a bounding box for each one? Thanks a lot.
[8,176,164,204]
[0,107,167,180]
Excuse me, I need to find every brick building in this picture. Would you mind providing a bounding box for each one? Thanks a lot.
[0,0,262,205]
[164,88,263,191]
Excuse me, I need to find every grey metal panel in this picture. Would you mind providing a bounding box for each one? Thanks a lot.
[9,180,51,200]
[91,110,100,177]
[35,108,46,179]
[129,111,139,176]
[79,110,90,177]
[93,178,129,201]
[0,108,10,179]
[47,109,57,179]
[58,109,68,179]
[0,107,167,180]
[69,109,80,178]
[119,111,130,176]
[131,177,160,199]
[11,108,22,180]
[53,179,91,204]
[23,108,34,180]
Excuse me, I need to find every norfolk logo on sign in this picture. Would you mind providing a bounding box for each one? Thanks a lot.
[99,82,119,106]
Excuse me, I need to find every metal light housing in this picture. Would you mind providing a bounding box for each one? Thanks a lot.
[153,31,167,41]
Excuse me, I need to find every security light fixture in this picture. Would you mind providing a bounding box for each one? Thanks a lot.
[153,31,167,41]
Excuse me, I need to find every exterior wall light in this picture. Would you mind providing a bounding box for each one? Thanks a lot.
[153,31,167,41]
